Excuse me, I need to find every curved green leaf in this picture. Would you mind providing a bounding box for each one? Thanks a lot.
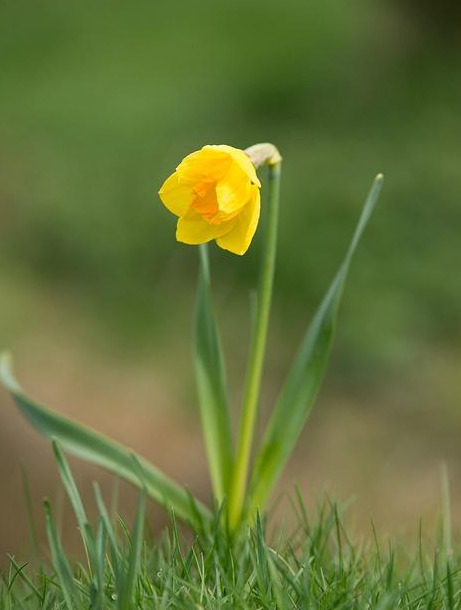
[249,174,384,512]
[194,244,234,502]
[0,354,212,530]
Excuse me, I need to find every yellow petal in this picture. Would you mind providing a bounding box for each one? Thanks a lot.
[176,208,234,245]
[216,186,260,255]
[158,172,194,217]
[215,160,252,215]
[210,145,261,188]
[176,147,231,183]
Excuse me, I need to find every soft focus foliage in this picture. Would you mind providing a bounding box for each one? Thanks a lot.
[1,0,461,556]
[1,0,460,368]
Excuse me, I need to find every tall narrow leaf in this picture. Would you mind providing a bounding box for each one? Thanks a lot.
[250,175,384,511]
[0,354,212,530]
[194,244,234,502]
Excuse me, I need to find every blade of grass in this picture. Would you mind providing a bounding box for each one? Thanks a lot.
[44,498,79,610]
[249,175,384,513]
[52,440,95,572]
[441,463,452,560]
[20,464,39,566]
[7,556,43,602]
[118,489,146,610]
[91,520,106,610]
[94,484,118,552]
[93,482,120,579]
[0,354,212,530]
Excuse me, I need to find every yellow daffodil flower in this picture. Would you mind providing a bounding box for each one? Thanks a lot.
[159,145,261,255]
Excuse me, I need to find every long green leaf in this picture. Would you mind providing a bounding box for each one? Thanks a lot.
[194,244,234,502]
[249,174,384,512]
[0,354,212,530]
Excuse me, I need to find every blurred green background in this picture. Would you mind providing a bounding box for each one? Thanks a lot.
[1,0,461,558]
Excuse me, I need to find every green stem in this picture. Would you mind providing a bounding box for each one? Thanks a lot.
[199,243,211,281]
[229,160,282,530]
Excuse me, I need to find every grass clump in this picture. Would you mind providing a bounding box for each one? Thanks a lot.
[2,454,461,609]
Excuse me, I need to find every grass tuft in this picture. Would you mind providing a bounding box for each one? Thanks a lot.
[2,457,461,609]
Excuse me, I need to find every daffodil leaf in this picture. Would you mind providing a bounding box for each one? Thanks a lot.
[249,174,384,512]
[0,353,212,530]
[194,244,234,502]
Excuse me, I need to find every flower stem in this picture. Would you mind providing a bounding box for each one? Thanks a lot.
[229,159,282,531]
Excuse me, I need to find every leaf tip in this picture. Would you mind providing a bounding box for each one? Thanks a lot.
[51,437,61,458]
[0,350,12,373]
[0,351,21,393]
[43,497,52,514]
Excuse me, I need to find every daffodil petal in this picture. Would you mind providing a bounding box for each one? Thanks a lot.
[215,161,252,215]
[177,147,231,182]
[211,145,261,188]
[216,186,261,255]
[159,172,194,217]
[176,209,234,245]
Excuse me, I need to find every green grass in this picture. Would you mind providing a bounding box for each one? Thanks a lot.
[2,453,461,609]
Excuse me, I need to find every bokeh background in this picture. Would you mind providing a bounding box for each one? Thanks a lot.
[1,0,461,561]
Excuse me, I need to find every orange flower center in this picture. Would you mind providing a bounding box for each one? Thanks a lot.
[191,179,242,226]
[191,181,218,221]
